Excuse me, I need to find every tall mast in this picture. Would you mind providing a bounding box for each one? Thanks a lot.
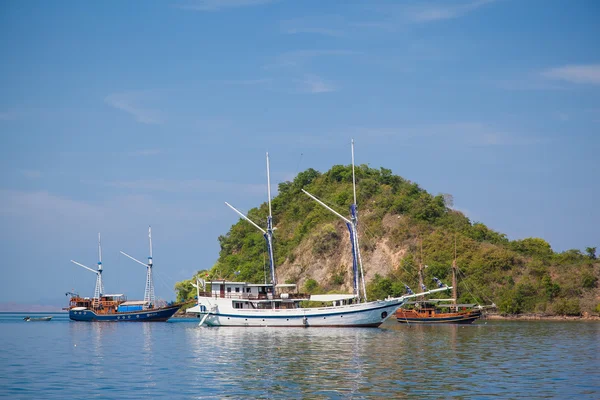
[418,239,425,294]
[70,233,104,306]
[146,226,155,304]
[265,152,277,290]
[97,233,104,299]
[224,153,277,292]
[452,234,458,311]
[350,139,367,302]
[301,189,358,298]
[120,226,155,305]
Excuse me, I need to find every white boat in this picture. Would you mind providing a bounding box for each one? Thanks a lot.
[187,141,450,327]
[187,280,448,327]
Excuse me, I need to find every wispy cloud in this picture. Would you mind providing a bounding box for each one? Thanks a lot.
[218,78,272,86]
[280,17,346,37]
[265,49,358,69]
[352,122,545,147]
[541,64,600,85]
[408,0,496,22]
[297,74,336,94]
[20,169,42,179]
[105,92,163,125]
[177,0,276,12]
[91,179,266,196]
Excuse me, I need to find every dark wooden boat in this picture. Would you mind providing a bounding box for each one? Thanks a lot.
[65,293,186,322]
[23,316,52,321]
[396,238,487,325]
[66,229,187,322]
[396,302,482,324]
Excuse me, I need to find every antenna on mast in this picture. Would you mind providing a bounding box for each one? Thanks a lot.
[120,226,155,305]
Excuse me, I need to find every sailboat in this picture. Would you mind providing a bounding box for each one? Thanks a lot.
[395,238,484,324]
[65,229,184,321]
[186,142,450,327]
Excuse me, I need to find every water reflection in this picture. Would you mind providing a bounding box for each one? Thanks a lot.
[3,317,597,399]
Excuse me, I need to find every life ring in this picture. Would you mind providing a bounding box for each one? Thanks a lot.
[381,311,388,319]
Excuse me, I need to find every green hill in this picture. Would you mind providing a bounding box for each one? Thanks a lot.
[175,165,600,317]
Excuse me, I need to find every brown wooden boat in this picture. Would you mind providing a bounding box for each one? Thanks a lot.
[396,237,487,325]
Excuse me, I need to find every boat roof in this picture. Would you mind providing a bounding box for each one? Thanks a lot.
[120,301,147,306]
[309,294,356,302]
[405,301,477,308]
[102,294,125,297]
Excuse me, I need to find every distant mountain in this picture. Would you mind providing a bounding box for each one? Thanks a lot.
[176,164,600,317]
[0,301,64,312]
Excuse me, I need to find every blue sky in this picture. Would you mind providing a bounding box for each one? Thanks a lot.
[1,0,599,304]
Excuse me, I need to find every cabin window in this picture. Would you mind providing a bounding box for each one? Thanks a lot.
[227,287,231,293]
[234,302,243,309]
[235,287,240,293]
[246,288,251,293]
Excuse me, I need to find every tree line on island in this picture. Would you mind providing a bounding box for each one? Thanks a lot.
[175,165,599,317]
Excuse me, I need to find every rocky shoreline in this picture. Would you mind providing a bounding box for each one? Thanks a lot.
[485,312,600,321]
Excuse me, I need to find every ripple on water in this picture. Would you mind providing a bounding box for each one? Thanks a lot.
[0,317,599,398]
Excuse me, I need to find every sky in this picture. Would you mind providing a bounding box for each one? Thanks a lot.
[0,0,599,305]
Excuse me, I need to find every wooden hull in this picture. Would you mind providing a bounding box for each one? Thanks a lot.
[396,309,481,324]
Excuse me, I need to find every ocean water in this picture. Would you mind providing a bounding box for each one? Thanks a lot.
[0,313,598,399]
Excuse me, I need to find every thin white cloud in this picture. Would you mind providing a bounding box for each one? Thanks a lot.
[218,78,272,86]
[177,0,275,11]
[298,75,336,94]
[20,169,42,179]
[408,0,496,22]
[280,17,346,37]
[265,49,358,69]
[94,179,266,196]
[105,92,163,125]
[352,122,544,147]
[0,190,100,220]
[542,64,600,85]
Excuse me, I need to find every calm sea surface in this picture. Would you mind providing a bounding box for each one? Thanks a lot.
[0,313,598,399]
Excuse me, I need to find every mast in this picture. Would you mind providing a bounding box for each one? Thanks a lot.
[146,226,155,304]
[97,233,104,299]
[350,139,367,302]
[265,152,276,290]
[120,226,155,305]
[417,239,425,294]
[224,152,277,292]
[301,140,368,302]
[452,234,458,311]
[301,189,358,298]
[70,233,104,306]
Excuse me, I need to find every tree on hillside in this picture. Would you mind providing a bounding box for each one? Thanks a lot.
[585,247,597,260]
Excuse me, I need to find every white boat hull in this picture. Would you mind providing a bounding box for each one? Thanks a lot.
[187,298,405,327]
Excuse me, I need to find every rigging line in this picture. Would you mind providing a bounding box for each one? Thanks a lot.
[154,270,177,297]
[456,266,494,304]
